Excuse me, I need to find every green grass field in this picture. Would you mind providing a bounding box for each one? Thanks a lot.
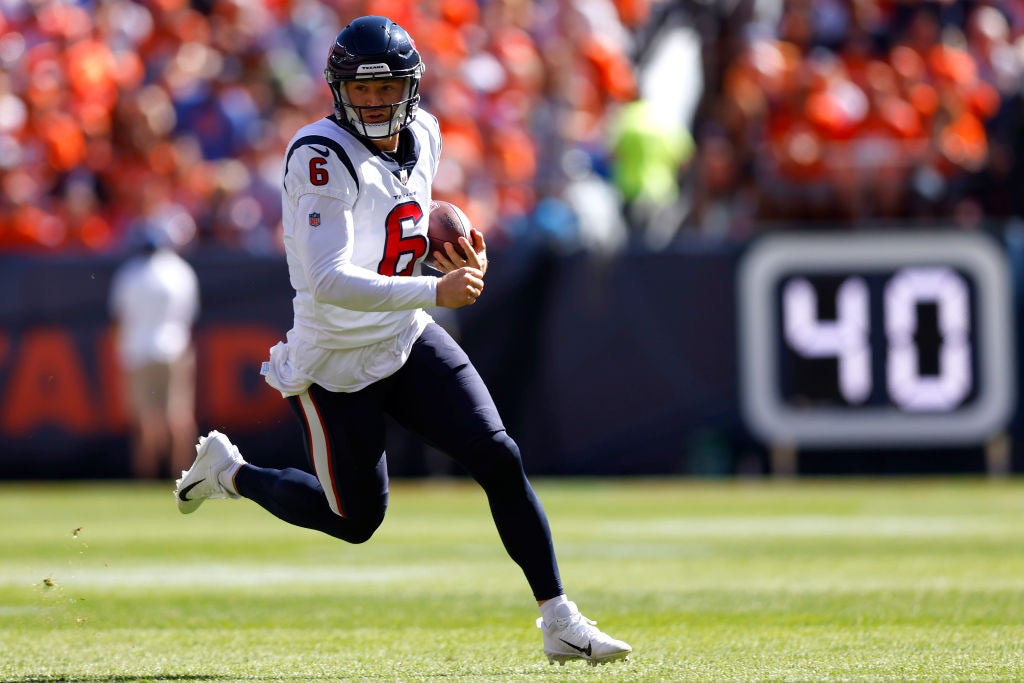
[3,477,1024,682]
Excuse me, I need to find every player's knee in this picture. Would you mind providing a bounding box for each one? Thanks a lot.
[324,506,385,544]
[340,522,377,544]
[465,430,526,484]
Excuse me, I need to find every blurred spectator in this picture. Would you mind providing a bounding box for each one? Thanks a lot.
[959,2,1024,219]
[686,124,758,239]
[609,97,695,247]
[109,230,200,479]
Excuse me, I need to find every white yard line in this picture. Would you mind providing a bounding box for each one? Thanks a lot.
[0,563,441,588]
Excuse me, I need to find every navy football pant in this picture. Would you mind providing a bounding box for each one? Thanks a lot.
[235,323,564,601]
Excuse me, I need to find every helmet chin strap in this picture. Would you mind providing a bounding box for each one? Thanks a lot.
[342,102,406,139]
[350,118,396,139]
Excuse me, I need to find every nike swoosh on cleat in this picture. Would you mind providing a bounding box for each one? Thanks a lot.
[310,145,330,157]
[559,639,592,657]
[178,479,205,501]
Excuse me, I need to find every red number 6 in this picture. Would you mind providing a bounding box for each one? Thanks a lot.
[378,202,428,276]
[309,158,328,186]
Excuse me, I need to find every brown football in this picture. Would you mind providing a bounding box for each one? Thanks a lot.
[425,200,472,269]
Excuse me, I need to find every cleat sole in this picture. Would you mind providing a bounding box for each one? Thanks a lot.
[545,651,630,667]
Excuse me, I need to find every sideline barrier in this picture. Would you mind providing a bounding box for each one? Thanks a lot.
[0,230,1019,478]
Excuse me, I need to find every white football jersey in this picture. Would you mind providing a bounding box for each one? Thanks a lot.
[263,111,443,395]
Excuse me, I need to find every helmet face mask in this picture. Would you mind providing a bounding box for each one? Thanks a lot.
[324,16,425,140]
[330,74,421,140]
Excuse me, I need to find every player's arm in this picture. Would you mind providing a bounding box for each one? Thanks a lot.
[294,193,438,311]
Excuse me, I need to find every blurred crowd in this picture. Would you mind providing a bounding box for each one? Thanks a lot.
[686,0,1024,237]
[2,0,1024,256]
[0,0,644,254]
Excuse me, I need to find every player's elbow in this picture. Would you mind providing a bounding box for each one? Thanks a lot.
[308,266,383,310]
[308,270,354,308]
[307,270,337,304]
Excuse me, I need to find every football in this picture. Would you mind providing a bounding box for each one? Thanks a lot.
[425,200,472,269]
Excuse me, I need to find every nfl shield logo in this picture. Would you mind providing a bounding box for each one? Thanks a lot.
[308,212,321,227]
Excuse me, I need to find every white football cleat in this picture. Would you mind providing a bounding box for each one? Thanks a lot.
[537,601,632,666]
[174,430,245,514]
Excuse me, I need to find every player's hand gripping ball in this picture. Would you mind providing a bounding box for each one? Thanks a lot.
[425,200,472,270]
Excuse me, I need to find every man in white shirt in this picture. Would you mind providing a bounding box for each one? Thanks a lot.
[110,236,199,479]
[173,15,630,666]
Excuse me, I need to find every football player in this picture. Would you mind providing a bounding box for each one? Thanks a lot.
[174,15,631,666]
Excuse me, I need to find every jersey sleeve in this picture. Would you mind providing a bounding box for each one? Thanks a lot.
[283,137,359,207]
[420,111,443,181]
[293,192,437,312]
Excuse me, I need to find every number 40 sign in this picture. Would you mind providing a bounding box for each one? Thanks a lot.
[738,231,1016,448]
